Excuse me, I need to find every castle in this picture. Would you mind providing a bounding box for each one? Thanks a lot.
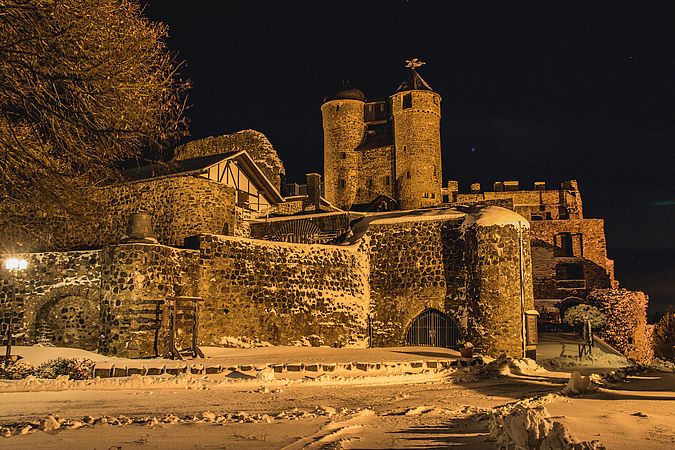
[0,60,653,362]
[323,58,442,211]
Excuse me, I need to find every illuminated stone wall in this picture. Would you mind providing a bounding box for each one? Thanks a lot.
[21,176,236,252]
[0,250,101,349]
[195,234,370,348]
[367,217,464,347]
[98,244,200,357]
[530,218,615,301]
[366,208,534,357]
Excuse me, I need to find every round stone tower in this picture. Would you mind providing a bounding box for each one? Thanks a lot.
[321,84,365,210]
[390,59,442,210]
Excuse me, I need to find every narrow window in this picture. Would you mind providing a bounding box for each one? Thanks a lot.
[402,93,412,109]
[340,152,346,160]
[338,179,346,189]
[385,176,390,186]
[336,105,340,112]
[367,178,373,188]
[406,170,411,179]
[431,193,435,199]
[403,145,407,152]
[556,232,574,257]
[433,165,437,177]
[423,193,428,198]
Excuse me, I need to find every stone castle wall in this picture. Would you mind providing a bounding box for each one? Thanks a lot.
[455,181,583,221]
[20,176,236,252]
[355,146,395,205]
[366,208,534,357]
[529,219,615,300]
[0,251,101,350]
[195,234,370,348]
[2,208,535,358]
[98,244,200,357]
[367,216,465,347]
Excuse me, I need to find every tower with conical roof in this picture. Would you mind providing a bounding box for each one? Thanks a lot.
[390,58,442,210]
[321,60,442,211]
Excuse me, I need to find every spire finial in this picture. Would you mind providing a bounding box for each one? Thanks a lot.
[405,58,426,69]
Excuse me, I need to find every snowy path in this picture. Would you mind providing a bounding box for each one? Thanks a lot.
[0,374,560,449]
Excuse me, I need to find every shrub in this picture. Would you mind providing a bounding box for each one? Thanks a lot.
[564,304,608,328]
[0,361,34,380]
[33,358,95,380]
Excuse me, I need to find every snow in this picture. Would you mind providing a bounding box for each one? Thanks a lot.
[461,206,530,230]
[368,209,464,225]
[0,345,673,448]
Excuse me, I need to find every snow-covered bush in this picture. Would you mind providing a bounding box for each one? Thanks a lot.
[33,358,94,380]
[563,305,607,328]
[0,361,34,379]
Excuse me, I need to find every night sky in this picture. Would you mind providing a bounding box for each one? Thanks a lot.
[142,1,674,316]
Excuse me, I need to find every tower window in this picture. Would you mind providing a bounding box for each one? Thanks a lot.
[406,171,411,179]
[433,165,437,177]
[385,176,390,186]
[402,93,412,109]
[431,193,435,199]
[403,145,407,152]
[367,178,373,188]
[338,179,346,189]
[336,105,340,112]
[340,152,346,159]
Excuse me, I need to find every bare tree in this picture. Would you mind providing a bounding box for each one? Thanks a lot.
[0,0,189,249]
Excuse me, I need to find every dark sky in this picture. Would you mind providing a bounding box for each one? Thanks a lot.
[142,1,674,316]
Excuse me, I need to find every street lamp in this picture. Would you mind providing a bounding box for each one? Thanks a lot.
[4,257,28,366]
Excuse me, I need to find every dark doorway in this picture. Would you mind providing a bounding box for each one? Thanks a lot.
[405,308,460,348]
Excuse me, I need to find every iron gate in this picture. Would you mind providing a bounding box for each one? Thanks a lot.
[405,308,460,348]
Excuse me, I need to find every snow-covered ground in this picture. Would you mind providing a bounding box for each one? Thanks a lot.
[0,345,673,449]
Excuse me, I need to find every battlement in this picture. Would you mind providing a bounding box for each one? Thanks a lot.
[443,179,583,221]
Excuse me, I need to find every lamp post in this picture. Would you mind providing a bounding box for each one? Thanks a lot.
[4,257,28,366]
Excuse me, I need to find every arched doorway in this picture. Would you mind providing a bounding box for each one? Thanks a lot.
[35,295,100,350]
[405,308,460,348]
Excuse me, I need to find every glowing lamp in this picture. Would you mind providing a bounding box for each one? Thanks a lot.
[5,258,28,271]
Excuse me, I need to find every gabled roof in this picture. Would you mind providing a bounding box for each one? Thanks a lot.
[121,150,284,204]
[396,68,434,93]
[122,151,240,182]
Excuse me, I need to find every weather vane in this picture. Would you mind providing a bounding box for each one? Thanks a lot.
[405,58,426,69]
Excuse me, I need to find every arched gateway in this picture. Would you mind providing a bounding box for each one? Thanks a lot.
[405,308,460,348]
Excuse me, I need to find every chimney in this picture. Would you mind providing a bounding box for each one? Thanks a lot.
[493,181,504,192]
[306,173,322,212]
[534,181,546,190]
[470,182,481,193]
[447,180,459,202]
